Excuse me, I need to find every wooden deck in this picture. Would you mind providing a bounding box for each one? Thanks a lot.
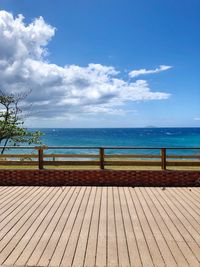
[0,186,200,267]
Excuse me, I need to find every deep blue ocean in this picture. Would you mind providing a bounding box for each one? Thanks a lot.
[38,127,200,147]
[30,127,200,156]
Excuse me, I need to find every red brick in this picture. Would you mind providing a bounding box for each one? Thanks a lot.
[0,169,199,186]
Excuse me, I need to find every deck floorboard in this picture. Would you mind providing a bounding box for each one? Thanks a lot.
[0,186,199,267]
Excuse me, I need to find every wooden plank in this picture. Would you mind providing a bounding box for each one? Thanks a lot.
[130,188,165,267]
[0,187,9,192]
[99,148,105,170]
[0,187,16,205]
[0,186,199,267]
[137,188,178,266]
[1,145,200,149]
[23,187,79,267]
[151,188,200,266]
[83,187,102,267]
[0,187,44,236]
[178,188,200,208]
[124,187,154,267]
[0,187,24,208]
[38,148,44,170]
[105,154,161,158]
[0,160,199,168]
[45,154,99,158]
[0,153,199,160]
[167,161,200,166]
[148,187,190,245]
[72,187,97,267]
[107,187,118,267]
[0,161,37,166]
[0,188,52,263]
[144,187,189,267]
[167,155,200,159]
[14,187,73,266]
[2,188,62,265]
[40,187,86,267]
[0,187,34,217]
[0,154,38,158]
[0,153,199,159]
[60,187,92,266]
[95,187,107,267]
[169,189,200,222]
[0,188,38,221]
[161,148,166,170]
[157,189,200,246]
[190,188,200,196]
[105,160,161,166]
[118,187,142,267]
[30,187,82,267]
[113,187,130,266]
[43,160,100,166]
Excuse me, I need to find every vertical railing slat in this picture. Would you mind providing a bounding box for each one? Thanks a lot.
[38,147,44,170]
[161,148,166,170]
[99,148,105,170]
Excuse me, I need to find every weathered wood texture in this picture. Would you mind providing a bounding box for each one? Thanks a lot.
[0,186,199,267]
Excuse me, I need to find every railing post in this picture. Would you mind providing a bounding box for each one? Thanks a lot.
[99,148,105,170]
[161,148,166,170]
[37,147,44,170]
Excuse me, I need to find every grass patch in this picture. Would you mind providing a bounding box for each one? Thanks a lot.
[0,165,199,171]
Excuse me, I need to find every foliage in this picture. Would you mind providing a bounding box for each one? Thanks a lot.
[0,90,43,154]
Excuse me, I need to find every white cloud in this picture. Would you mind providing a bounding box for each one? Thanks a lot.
[129,65,172,78]
[194,117,200,121]
[0,10,171,120]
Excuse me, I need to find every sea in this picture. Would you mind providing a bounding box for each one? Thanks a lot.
[28,127,200,156]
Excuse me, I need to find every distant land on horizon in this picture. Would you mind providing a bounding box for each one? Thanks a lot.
[29,126,200,129]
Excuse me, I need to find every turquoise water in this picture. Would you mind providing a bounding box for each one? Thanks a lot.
[3,128,200,155]
[38,128,200,147]
[31,127,200,156]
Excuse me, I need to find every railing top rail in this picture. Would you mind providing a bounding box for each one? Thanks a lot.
[0,146,200,150]
[0,146,36,149]
[44,146,200,150]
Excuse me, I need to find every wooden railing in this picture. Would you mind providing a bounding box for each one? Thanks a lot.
[0,146,200,170]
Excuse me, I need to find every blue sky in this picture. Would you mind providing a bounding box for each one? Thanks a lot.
[0,0,199,127]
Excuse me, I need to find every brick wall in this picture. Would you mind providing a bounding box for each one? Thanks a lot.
[0,169,200,186]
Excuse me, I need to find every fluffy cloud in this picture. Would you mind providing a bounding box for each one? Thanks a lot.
[129,65,172,78]
[0,10,171,119]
